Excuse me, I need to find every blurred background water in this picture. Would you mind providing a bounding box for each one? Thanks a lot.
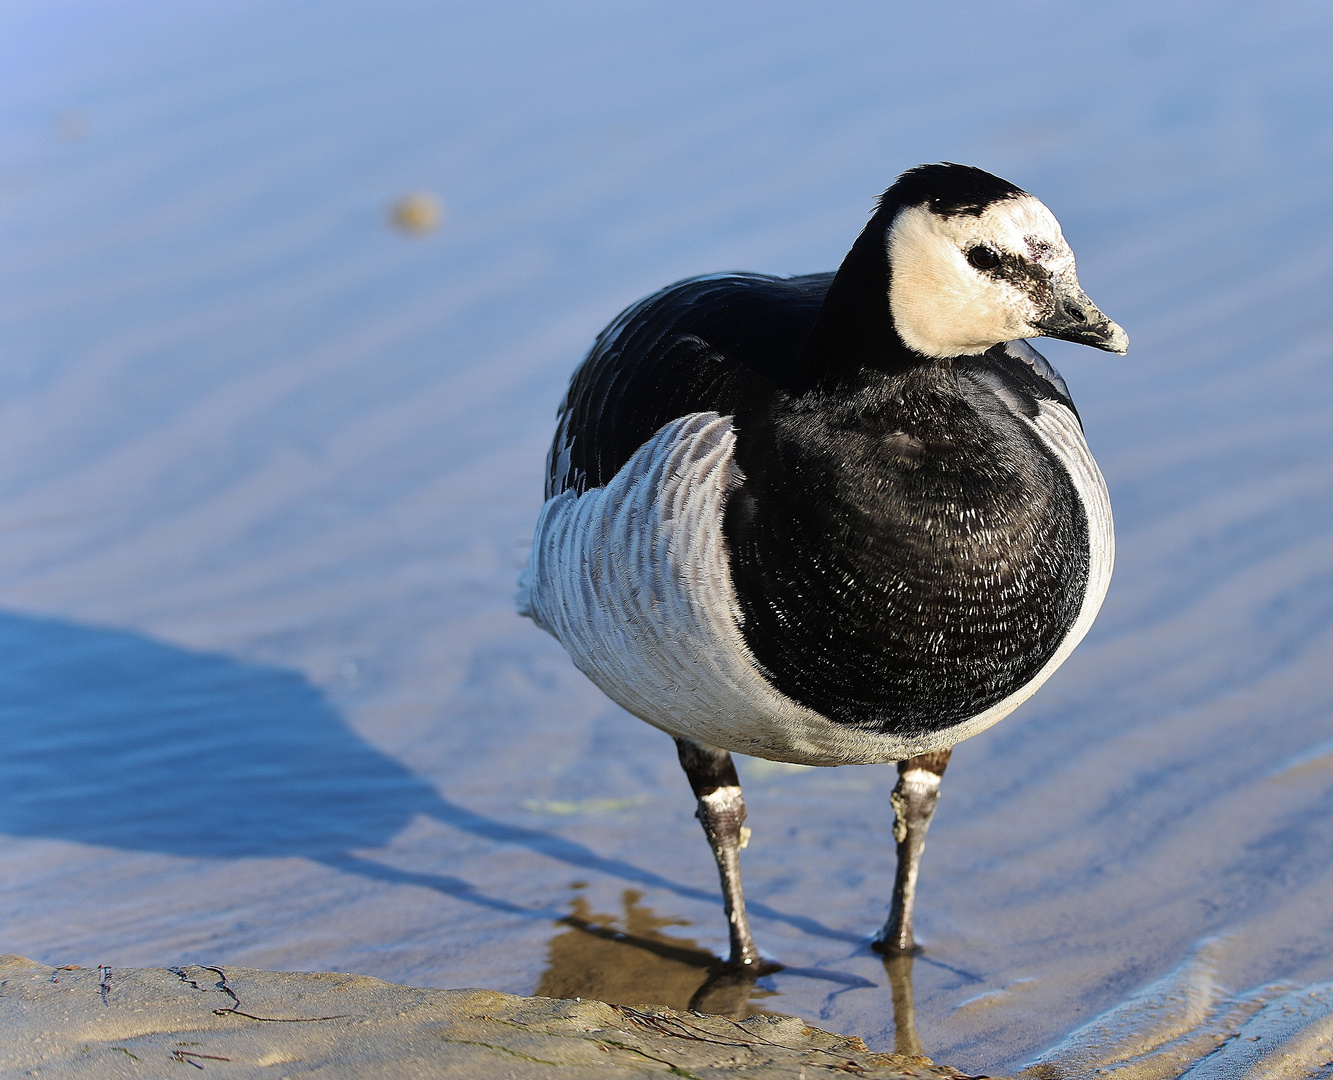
[2,1,1333,1072]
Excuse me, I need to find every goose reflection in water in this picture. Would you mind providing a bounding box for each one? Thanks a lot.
[536,885,931,1060]
[535,886,781,1018]
[883,953,926,1058]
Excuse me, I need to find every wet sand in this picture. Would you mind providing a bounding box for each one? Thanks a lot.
[0,953,959,1079]
[7,943,1332,1079]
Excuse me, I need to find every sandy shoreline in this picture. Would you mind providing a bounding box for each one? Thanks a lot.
[0,954,967,1078]
[7,947,1333,1079]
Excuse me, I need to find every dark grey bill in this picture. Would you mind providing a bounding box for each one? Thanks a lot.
[1034,285,1129,354]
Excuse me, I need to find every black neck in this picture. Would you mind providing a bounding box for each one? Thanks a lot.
[799,198,924,387]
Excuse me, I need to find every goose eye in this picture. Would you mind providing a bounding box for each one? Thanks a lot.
[967,246,1000,270]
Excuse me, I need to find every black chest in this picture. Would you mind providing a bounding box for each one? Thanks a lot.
[724,364,1090,735]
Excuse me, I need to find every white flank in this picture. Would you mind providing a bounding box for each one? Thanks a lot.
[520,400,1112,766]
[520,412,889,764]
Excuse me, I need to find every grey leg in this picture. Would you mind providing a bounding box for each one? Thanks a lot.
[675,737,761,969]
[873,749,952,955]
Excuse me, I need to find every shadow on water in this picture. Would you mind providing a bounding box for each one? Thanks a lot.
[1,612,942,1031]
[0,612,434,862]
[535,886,780,1018]
[0,612,858,946]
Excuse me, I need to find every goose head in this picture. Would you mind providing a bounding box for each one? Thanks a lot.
[882,163,1128,359]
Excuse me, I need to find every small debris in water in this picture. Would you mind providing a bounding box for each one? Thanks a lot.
[390,192,444,234]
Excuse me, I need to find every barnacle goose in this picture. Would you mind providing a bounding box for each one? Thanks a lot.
[519,163,1127,967]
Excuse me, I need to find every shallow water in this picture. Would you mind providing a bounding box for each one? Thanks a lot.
[3,2,1333,1074]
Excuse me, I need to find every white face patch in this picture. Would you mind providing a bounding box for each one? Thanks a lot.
[887,195,1080,359]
